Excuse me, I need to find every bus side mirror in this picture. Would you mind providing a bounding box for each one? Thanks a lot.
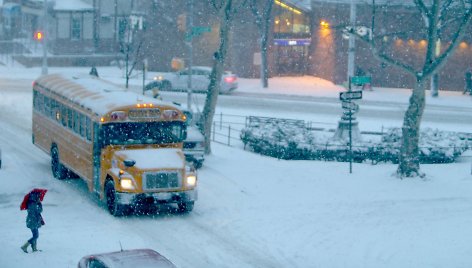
[124,159,136,167]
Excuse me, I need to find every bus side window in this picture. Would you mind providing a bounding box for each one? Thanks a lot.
[86,117,92,141]
[68,108,73,129]
[50,99,57,120]
[55,101,61,122]
[61,104,67,126]
[44,96,50,117]
[80,113,86,138]
[74,111,80,134]
[33,91,38,110]
[34,91,40,112]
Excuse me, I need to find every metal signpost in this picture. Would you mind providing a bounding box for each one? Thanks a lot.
[339,76,366,173]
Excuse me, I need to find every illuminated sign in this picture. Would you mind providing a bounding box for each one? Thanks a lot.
[128,108,161,119]
[274,39,311,46]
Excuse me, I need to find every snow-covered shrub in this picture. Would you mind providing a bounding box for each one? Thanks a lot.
[241,117,469,164]
[377,127,469,163]
[241,117,316,159]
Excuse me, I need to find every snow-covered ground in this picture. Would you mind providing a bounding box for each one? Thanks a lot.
[0,65,472,268]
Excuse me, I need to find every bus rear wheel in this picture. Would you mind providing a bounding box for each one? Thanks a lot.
[105,181,130,216]
[51,147,67,180]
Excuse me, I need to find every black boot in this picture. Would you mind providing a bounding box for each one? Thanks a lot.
[21,242,30,253]
[31,241,38,252]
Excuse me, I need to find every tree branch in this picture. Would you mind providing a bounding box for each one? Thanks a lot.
[414,0,430,16]
[424,6,472,76]
[349,28,416,75]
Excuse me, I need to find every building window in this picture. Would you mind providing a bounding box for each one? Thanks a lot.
[273,2,310,38]
[71,15,82,40]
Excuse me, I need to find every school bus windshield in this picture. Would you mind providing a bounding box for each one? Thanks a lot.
[101,121,186,146]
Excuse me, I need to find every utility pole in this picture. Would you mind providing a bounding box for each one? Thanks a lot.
[347,0,356,82]
[42,0,48,75]
[430,37,441,97]
[187,0,194,111]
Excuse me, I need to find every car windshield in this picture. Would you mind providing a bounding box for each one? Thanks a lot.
[101,121,186,146]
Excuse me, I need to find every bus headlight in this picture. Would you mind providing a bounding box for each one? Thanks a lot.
[120,178,135,190]
[186,174,197,187]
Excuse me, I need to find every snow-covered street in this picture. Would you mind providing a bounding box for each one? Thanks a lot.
[1,66,472,268]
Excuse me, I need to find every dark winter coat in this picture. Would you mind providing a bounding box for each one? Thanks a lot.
[466,72,472,91]
[26,194,43,229]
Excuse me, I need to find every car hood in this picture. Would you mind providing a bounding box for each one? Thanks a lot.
[186,126,204,142]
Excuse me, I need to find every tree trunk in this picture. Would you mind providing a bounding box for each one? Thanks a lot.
[260,32,269,88]
[201,1,233,154]
[397,76,426,177]
[259,2,272,88]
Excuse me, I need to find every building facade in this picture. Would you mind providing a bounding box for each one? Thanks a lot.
[309,0,472,91]
[2,0,470,91]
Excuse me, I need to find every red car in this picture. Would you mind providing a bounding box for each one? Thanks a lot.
[78,248,177,268]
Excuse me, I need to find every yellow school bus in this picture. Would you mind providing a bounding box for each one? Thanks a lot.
[32,73,197,216]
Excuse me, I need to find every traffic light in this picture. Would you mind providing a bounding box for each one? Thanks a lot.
[34,31,44,41]
[177,14,186,32]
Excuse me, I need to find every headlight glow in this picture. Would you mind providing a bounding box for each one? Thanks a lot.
[186,175,197,187]
[120,178,134,190]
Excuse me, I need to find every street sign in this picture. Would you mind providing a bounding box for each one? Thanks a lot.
[342,101,359,111]
[350,76,371,85]
[192,26,211,35]
[339,90,362,101]
[185,27,212,41]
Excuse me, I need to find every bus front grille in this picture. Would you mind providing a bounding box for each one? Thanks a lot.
[144,171,182,190]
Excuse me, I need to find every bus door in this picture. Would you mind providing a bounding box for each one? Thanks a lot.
[92,122,101,194]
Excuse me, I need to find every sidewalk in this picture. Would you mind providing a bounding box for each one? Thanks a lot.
[1,65,470,108]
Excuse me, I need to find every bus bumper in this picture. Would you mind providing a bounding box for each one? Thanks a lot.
[115,189,198,206]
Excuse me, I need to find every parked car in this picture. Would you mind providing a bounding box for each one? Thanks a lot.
[182,109,205,169]
[77,248,177,268]
[148,66,238,94]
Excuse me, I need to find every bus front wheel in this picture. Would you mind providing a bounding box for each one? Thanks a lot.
[178,201,194,212]
[51,147,67,180]
[105,181,130,216]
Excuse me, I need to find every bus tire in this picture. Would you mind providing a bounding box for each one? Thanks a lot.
[105,181,129,216]
[177,201,194,213]
[51,146,67,180]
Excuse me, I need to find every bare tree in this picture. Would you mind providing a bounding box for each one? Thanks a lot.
[351,0,472,177]
[201,0,247,154]
[119,0,147,88]
[249,0,274,88]
[121,19,147,89]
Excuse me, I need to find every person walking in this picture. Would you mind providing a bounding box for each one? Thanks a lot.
[463,71,472,95]
[20,190,45,253]
[89,66,99,77]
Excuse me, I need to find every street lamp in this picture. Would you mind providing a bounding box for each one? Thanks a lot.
[42,0,48,75]
[347,0,356,83]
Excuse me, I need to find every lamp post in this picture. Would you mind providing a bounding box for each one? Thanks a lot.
[186,0,194,111]
[42,0,48,75]
[347,0,356,83]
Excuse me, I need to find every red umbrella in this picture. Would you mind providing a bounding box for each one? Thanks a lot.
[20,188,47,210]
